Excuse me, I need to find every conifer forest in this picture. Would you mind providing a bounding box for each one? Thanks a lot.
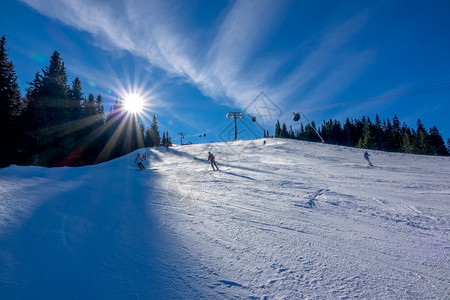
[0,35,171,168]
[1,35,448,168]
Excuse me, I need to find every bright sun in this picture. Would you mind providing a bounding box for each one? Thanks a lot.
[123,93,145,113]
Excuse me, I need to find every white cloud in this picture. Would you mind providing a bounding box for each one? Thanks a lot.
[269,13,371,107]
[20,0,373,119]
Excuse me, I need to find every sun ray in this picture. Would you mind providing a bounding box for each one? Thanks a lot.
[123,93,145,114]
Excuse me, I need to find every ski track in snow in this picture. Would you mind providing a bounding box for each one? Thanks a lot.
[1,139,449,299]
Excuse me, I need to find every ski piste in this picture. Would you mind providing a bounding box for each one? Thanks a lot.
[1,139,448,299]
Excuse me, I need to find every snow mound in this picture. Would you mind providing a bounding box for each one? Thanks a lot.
[1,139,449,299]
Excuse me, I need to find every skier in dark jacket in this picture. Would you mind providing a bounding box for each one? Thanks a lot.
[135,154,145,170]
[364,151,373,166]
[207,152,219,171]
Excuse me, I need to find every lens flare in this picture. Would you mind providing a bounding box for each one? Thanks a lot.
[32,53,47,65]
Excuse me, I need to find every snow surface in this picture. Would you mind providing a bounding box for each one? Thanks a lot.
[0,139,449,299]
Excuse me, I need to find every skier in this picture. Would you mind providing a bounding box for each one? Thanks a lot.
[364,151,373,167]
[142,151,147,160]
[135,153,145,170]
[207,151,219,171]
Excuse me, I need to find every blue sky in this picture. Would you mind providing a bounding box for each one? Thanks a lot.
[1,0,450,143]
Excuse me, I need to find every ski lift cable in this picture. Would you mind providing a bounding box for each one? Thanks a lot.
[286,80,449,144]
[182,132,206,138]
[180,121,229,139]
[180,119,237,139]
[302,114,325,143]
[301,79,450,113]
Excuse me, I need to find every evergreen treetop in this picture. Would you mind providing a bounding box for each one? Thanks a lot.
[274,115,449,156]
[0,35,23,167]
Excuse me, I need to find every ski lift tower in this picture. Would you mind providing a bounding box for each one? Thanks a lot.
[178,133,185,145]
[226,112,244,141]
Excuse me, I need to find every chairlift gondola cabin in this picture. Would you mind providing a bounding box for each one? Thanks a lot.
[292,112,301,122]
[251,116,256,122]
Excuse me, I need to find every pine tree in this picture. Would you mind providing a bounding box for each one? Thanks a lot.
[24,51,72,166]
[319,119,343,145]
[70,77,83,123]
[73,92,107,165]
[428,126,448,156]
[58,77,85,165]
[144,127,153,147]
[84,93,96,117]
[358,118,377,149]
[94,94,105,137]
[95,94,105,117]
[0,35,23,167]
[275,120,281,138]
[414,119,430,154]
[297,123,305,140]
[402,128,415,153]
[390,115,403,151]
[75,92,96,165]
[281,123,288,138]
[69,77,85,139]
[374,114,384,150]
[304,121,319,142]
[139,123,145,143]
[149,114,161,147]
[102,97,124,154]
[352,118,364,147]
[166,131,172,145]
[288,125,295,139]
[23,72,44,163]
[270,113,448,156]
[43,51,71,165]
[319,120,331,143]
[384,118,393,151]
[342,118,352,146]
[108,97,124,121]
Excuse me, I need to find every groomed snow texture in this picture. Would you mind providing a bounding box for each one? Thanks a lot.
[1,139,449,299]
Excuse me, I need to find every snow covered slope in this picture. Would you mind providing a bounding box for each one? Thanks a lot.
[1,139,449,299]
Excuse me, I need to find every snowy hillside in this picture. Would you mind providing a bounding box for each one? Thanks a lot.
[1,139,449,299]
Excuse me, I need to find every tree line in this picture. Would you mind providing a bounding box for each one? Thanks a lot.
[0,35,171,168]
[269,114,449,156]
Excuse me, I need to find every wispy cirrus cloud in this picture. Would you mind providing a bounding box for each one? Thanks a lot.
[200,0,287,101]
[268,12,372,107]
[21,0,374,118]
